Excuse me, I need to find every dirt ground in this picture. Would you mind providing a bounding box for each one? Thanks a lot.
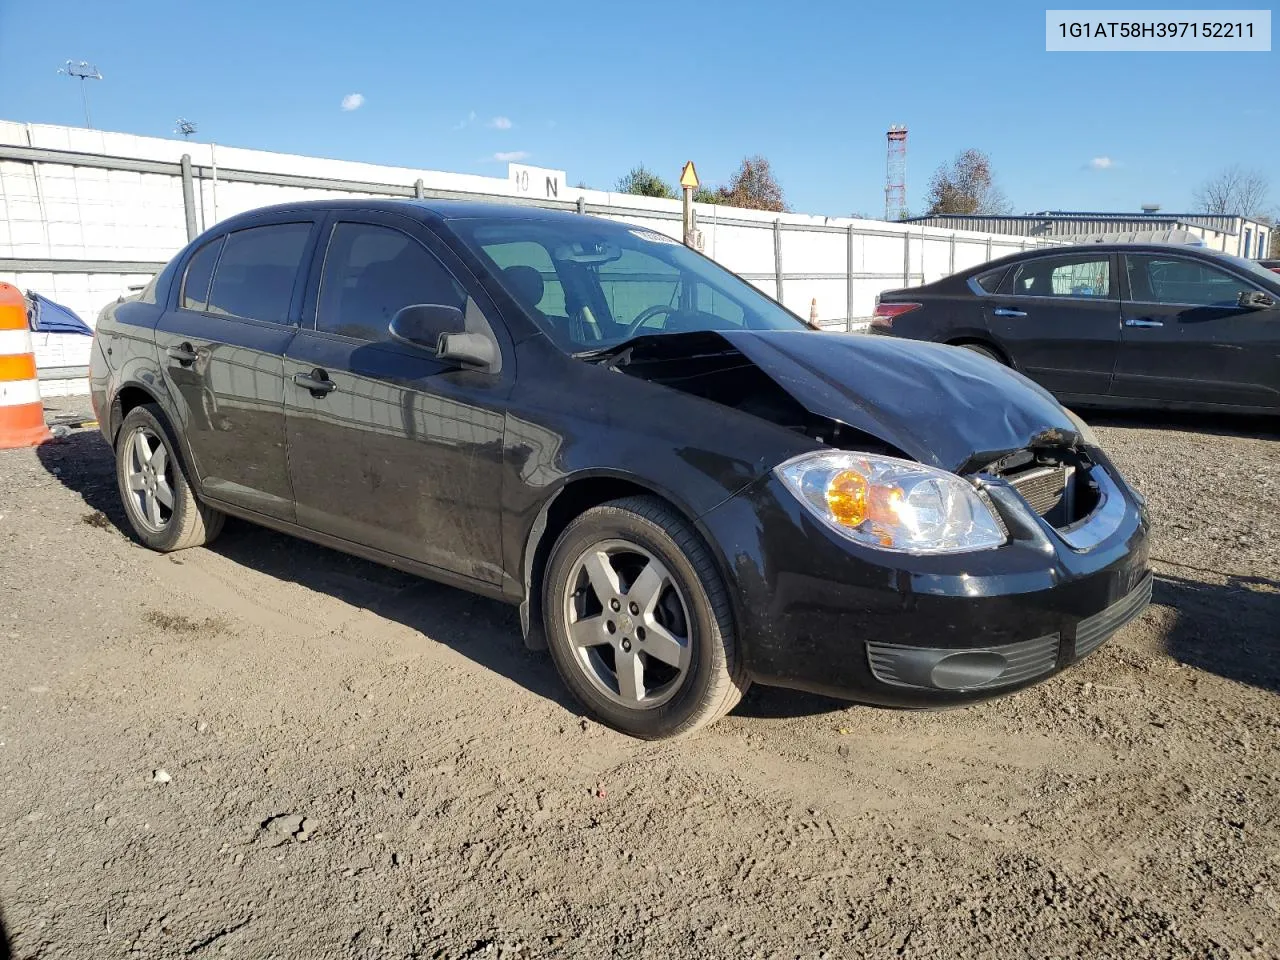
[1,399,1277,960]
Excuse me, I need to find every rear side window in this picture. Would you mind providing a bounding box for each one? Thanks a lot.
[206,223,312,324]
[1011,256,1111,299]
[316,222,467,341]
[974,267,1006,293]
[180,237,223,311]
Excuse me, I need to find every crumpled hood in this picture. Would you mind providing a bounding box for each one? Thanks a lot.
[712,330,1082,472]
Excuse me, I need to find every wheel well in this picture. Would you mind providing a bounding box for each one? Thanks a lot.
[947,337,1010,365]
[110,385,159,441]
[520,477,687,650]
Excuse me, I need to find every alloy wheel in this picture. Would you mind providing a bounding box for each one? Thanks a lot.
[124,426,175,532]
[562,539,693,708]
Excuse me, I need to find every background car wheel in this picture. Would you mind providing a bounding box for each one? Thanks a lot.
[958,342,1004,364]
[115,403,224,552]
[543,495,749,739]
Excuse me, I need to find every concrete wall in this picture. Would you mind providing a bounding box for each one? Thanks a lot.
[0,120,1054,395]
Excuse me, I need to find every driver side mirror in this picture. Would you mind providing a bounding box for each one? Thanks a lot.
[1238,290,1274,310]
[388,303,497,370]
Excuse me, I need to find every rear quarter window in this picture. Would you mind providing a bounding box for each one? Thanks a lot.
[974,267,1007,293]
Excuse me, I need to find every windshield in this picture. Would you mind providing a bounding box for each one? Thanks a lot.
[1218,253,1280,287]
[450,217,807,352]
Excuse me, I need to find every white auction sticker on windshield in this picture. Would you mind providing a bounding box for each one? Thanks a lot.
[629,229,680,245]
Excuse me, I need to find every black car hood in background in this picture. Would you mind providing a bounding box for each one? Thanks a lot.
[607,330,1083,473]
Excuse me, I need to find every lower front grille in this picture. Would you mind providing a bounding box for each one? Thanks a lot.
[867,633,1062,691]
[1073,573,1153,659]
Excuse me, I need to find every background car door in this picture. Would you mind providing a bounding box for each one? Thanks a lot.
[283,214,511,584]
[983,253,1121,397]
[1114,253,1280,409]
[153,219,317,520]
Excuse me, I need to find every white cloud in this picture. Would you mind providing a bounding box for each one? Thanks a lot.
[493,150,529,162]
[453,110,477,130]
[1089,156,1114,170]
[488,116,513,130]
[341,93,365,112]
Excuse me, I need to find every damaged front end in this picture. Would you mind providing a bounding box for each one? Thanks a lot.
[580,328,1133,551]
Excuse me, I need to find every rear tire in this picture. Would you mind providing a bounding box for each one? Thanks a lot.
[957,342,1004,364]
[543,496,749,739]
[115,403,224,552]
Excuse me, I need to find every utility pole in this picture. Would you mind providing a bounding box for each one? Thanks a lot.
[58,60,103,128]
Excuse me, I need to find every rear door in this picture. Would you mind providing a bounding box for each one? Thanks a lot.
[982,252,1121,398]
[153,218,318,520]
[1114,253,1280,409]
[282,213,511,583]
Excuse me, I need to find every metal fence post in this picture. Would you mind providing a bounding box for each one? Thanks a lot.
[414,178,425,199]
[903,233,910,285]
[846,224,855,332]
[949,233,956,274]
[773,219,784,302]
[180,154,198,242]
[986,237,993,262]
[576,196,586,215]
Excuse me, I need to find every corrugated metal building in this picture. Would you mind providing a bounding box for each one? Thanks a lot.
[904,211,1272,259]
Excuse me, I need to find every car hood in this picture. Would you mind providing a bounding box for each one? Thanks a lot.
[606,330,1083,473]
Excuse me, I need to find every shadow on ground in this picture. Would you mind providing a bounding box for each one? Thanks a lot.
[1153,571,1280,695]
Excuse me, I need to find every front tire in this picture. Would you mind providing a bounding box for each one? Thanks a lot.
[543,496,749,739]
[114,403,224,552]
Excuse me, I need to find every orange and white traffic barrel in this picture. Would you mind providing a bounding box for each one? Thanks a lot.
[0,282,52,448]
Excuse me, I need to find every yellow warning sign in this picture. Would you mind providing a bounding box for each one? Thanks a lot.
[679,161,700,190]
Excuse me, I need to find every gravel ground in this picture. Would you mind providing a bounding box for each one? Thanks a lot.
[0,400,1277,960]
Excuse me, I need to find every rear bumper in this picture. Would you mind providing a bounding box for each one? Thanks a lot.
[699,455,1151,707]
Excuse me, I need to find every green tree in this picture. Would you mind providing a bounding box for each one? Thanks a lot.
[925,149,1011,216]
[615,165,676,199]
[692,186,719,204]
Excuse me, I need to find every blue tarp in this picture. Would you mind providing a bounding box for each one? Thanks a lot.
[27,291,94,336]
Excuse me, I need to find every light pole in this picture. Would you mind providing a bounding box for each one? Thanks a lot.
[58,60,103,128]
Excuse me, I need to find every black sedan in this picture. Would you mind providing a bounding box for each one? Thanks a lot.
[871,244,1280,413]
[90,200,1150,739]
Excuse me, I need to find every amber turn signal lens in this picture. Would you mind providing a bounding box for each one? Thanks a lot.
[825,469,869,526]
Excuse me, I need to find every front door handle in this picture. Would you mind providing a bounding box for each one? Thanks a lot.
[293,369,337,397]
[1123,317,1165,328]
[166,342,198,366]
[992,307,1027,318]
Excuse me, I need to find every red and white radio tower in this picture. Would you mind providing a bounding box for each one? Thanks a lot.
[884,125,908,221]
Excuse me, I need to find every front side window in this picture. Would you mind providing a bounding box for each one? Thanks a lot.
[1126,255,1256,307]
[206,223,312,324]
[450,218,805,352]
[1010,256,1111,299]
[316,222,466,341]
[180,237,223,311]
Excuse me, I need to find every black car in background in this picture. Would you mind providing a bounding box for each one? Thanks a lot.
[1260,259,1280,274]
[871,244,1280,413]
[90,201,1150,738]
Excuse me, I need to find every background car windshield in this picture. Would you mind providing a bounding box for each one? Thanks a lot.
[452,218,806,351]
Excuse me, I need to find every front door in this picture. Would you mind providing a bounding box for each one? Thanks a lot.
[1114,253,1280,409]
[283,215,511,583]
[153,219,317,520]
[983,253,1121,399]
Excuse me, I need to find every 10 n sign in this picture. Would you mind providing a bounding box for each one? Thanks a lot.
[509,163,566,201]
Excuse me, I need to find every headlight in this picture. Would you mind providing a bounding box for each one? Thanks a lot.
[775,451,1006,555]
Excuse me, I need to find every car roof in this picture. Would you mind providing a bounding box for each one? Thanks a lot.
[967,242,1259,274]
[212,197,591,231]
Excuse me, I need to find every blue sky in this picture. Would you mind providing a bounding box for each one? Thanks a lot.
[0,0,1275,217]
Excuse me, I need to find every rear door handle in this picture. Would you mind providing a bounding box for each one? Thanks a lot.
[166,342,198,365]
[992,307,1027,318]
[1123,317,1164,328]
[293,369,337,397]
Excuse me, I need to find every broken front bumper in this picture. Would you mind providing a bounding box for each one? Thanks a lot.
[696,455,1151,708]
